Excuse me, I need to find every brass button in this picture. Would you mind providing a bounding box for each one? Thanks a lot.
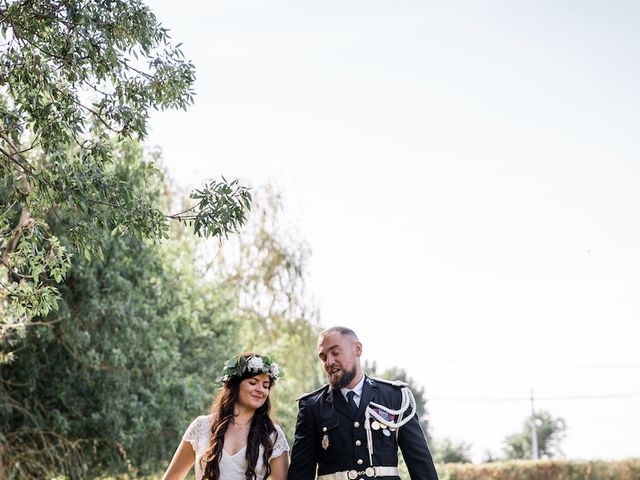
[355,440,362,446]
[322,426,327,432]
[354,421,360,428]
[357,459,363,465]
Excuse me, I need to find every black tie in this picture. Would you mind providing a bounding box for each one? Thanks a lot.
[346,390,358,416]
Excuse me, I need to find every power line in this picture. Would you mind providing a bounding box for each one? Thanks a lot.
[370,353,640,369]
[429,392,640,403]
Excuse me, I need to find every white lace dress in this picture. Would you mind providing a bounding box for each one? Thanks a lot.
[182,415,289,480]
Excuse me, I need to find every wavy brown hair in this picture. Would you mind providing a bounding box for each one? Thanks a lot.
[201,355,276,480]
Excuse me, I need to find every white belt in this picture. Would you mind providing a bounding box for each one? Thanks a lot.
[318,466,400,480]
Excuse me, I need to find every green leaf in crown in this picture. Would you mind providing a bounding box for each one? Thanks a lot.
[215,354,283,386]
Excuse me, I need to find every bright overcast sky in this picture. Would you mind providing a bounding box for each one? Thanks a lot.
[146,0,640,461]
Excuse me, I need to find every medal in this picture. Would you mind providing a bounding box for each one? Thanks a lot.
[321,434,330,450]
[383,428,391,437]
[371,421,380,430]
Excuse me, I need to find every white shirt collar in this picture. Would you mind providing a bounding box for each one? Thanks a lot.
[340,372,366,400]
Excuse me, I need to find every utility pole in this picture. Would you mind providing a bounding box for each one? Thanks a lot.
[530,389,539,460]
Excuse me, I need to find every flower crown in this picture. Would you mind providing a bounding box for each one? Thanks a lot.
[216,354,283,385]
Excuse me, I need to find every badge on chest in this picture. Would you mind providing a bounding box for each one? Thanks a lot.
[321,424,331,450]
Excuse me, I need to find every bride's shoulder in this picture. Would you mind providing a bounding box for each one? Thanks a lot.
[188,414,214,431]
[272,423,287,438]
[194,414,214,424]
[270,424,290,455]
[183,414,214,450]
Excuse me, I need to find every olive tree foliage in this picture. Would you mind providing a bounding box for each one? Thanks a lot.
[0,0,251,362]
[207,186,324,441]
[0,141,242,479]
[431,437,472,464]
[503,409,567,460]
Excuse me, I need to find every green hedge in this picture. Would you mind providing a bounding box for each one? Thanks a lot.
[436,459,640,480]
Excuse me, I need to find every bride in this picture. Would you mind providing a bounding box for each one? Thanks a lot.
[163,353,289,480]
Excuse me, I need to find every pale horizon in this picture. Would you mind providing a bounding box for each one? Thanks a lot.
[147,0,640,462]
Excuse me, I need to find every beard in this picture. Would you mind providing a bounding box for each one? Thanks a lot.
[329,365,357,389]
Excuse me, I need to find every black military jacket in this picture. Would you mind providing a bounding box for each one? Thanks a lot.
[288,376,438,480]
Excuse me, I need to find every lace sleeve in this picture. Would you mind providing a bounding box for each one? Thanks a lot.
[182,417,200,451]
[182,416,210,453]
[270,424,290,460]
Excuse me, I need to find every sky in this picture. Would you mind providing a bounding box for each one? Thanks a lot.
[145,0,640,462]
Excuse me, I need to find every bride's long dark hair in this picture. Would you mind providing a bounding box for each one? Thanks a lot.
[201,355,276,480]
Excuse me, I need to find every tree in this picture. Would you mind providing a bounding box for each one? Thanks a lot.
[0,140,243,479]
[0,0,250,362]
[209,186,324,442]
[503,410,567,460]
[431,437,472,464]
[481,449,500,463]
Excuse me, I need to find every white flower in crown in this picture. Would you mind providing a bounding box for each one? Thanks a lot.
[247,355,264,371]
[270,362,280,378]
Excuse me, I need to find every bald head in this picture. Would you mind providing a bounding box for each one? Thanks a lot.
[319,326,359,342]
[317,326,363,389]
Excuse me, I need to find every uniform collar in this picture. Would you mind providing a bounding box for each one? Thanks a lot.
[326,375,377,420]
[340,372,365,400]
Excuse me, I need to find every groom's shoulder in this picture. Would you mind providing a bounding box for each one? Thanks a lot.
[369,376,408,387]
[296,383,330,403]
[368,376,410,405]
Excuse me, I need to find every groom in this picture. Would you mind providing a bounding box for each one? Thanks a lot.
[288,326,438,480]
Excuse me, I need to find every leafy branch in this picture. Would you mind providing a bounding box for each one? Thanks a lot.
[168,179,252,239]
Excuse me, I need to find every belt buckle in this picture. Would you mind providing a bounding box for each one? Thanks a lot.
[348,470,358,480]
[365,467,375,477]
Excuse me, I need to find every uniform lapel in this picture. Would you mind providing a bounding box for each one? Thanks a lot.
[357,376,377,418]
[327,386,352,419]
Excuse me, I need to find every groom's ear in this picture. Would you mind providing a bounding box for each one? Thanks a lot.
[354,341,362,357]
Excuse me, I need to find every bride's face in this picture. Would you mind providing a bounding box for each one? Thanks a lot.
[237,373,271,411]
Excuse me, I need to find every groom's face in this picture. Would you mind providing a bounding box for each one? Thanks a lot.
[317,331,362,389]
